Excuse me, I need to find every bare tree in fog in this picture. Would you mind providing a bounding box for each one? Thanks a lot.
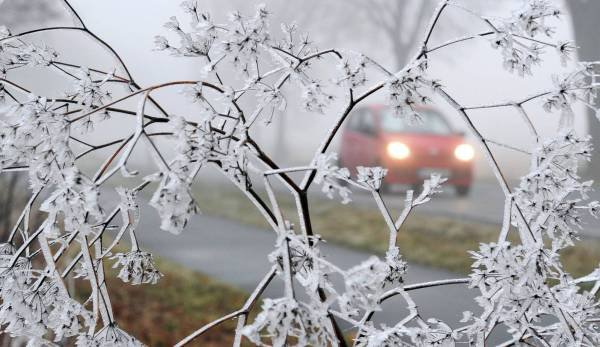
[273,0,438,70]
[0,0,61,29]
[346,0,436,69]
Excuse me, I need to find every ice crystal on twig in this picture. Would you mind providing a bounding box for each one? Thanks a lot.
[111,250,162,285]
[314,153,351,204]
[241,297,338,347]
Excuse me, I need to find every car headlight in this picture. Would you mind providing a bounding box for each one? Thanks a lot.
[387,142,410,160]
[454,143,474,161]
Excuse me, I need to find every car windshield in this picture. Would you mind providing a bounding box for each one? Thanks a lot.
[380,109,453,135]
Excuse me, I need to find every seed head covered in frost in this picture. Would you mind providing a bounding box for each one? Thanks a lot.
[47,298,93,342]
[116,186,138,212]
[154,4,218,58]
[65,68,113,111]
[543,64,596,122]
[169,114,215,178]
[336,52,369,88]
[241,297,338,347]
[298,81,334,114]
[0,26,58,77]
[77,324,145,347]
[40,167,103,234]
[314,153,351,203]
[111,250,163,285]
[386,58,439,120]
[413,173,447,205]
[488,0,574,76]
[0,95,73,190]
[339,254,406,317]
[354,319,455,347]
[221,5,270,70]
[148,171,199,234]
[268,229,335,294]
[356,166,387,191]
[514,130,594,247]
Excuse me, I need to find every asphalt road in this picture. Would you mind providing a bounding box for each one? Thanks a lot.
[133,205,481,333]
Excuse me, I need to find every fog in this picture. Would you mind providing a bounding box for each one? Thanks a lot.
[0,0,589,182]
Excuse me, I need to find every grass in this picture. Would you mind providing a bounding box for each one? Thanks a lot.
[76,254,248,347]
[192,183,600,278]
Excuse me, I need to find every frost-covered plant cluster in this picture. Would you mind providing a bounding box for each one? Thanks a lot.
[1,0,600,346]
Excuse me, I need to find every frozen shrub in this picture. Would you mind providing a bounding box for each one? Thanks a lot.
[1,0,600,346]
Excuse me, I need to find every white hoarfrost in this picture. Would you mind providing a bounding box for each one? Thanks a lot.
[0,0,600,346]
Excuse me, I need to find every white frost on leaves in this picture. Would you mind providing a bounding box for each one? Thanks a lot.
[0,26,58,78]
[543,64,596,125]
[40,167,103,238]
[413,173,447,205]
[77,324,145,347]
[386,59,439,120]
[0,95,74,190]
[339,254,406,317]
[148,172,198,234]
[489,0,570,76]
[335,51,369,88]
[356,166,387,191]
[111,250,163,285]
[515,130,593,247]
[314,153,351,204]
[65,68,113,133]
[354,319,455,347]
[241,297,338,347]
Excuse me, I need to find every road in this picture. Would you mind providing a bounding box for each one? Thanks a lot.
[133,206,482,333]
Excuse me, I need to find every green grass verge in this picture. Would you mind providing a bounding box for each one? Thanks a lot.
[77,255,247,347]
[192,183,600,277]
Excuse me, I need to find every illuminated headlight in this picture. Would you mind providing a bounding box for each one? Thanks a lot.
[387,142,410,160]
[454,143,474,161]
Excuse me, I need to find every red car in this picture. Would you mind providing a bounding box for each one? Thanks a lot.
[339,105,474,196]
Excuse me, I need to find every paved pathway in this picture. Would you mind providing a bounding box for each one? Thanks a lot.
[133,205,480,331]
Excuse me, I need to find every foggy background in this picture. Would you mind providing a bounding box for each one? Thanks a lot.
[0,0,590,183]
